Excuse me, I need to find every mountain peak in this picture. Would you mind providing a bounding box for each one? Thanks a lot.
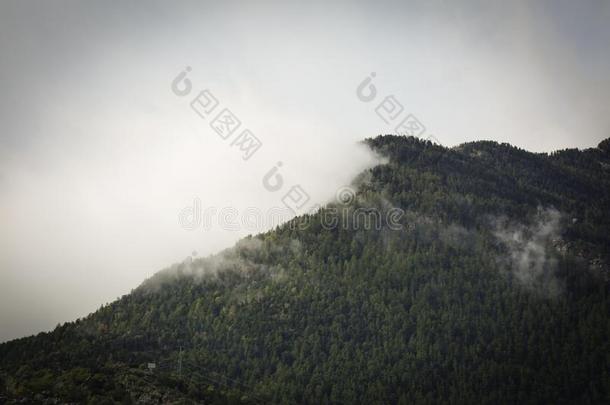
[1,136,609,404]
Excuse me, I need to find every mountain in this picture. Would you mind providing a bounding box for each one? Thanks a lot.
[1,135,609,404]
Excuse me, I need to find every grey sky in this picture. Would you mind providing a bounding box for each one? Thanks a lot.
[1,0,609,342]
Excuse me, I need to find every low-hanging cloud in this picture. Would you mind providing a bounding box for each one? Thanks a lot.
[1,0,609,342]
[493,207,564,296]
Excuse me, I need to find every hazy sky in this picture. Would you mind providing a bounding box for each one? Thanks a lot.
[1,0,609,342]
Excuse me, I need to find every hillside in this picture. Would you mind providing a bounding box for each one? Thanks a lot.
[1,135,609,404]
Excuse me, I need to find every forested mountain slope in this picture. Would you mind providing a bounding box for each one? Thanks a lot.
[1,136,609,404]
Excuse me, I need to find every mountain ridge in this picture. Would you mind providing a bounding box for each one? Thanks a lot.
[1,135,609,404]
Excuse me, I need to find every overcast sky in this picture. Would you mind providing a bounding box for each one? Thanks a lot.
[1,0,609,342]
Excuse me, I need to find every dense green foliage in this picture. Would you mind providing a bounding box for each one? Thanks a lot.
[1,136,609,404]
